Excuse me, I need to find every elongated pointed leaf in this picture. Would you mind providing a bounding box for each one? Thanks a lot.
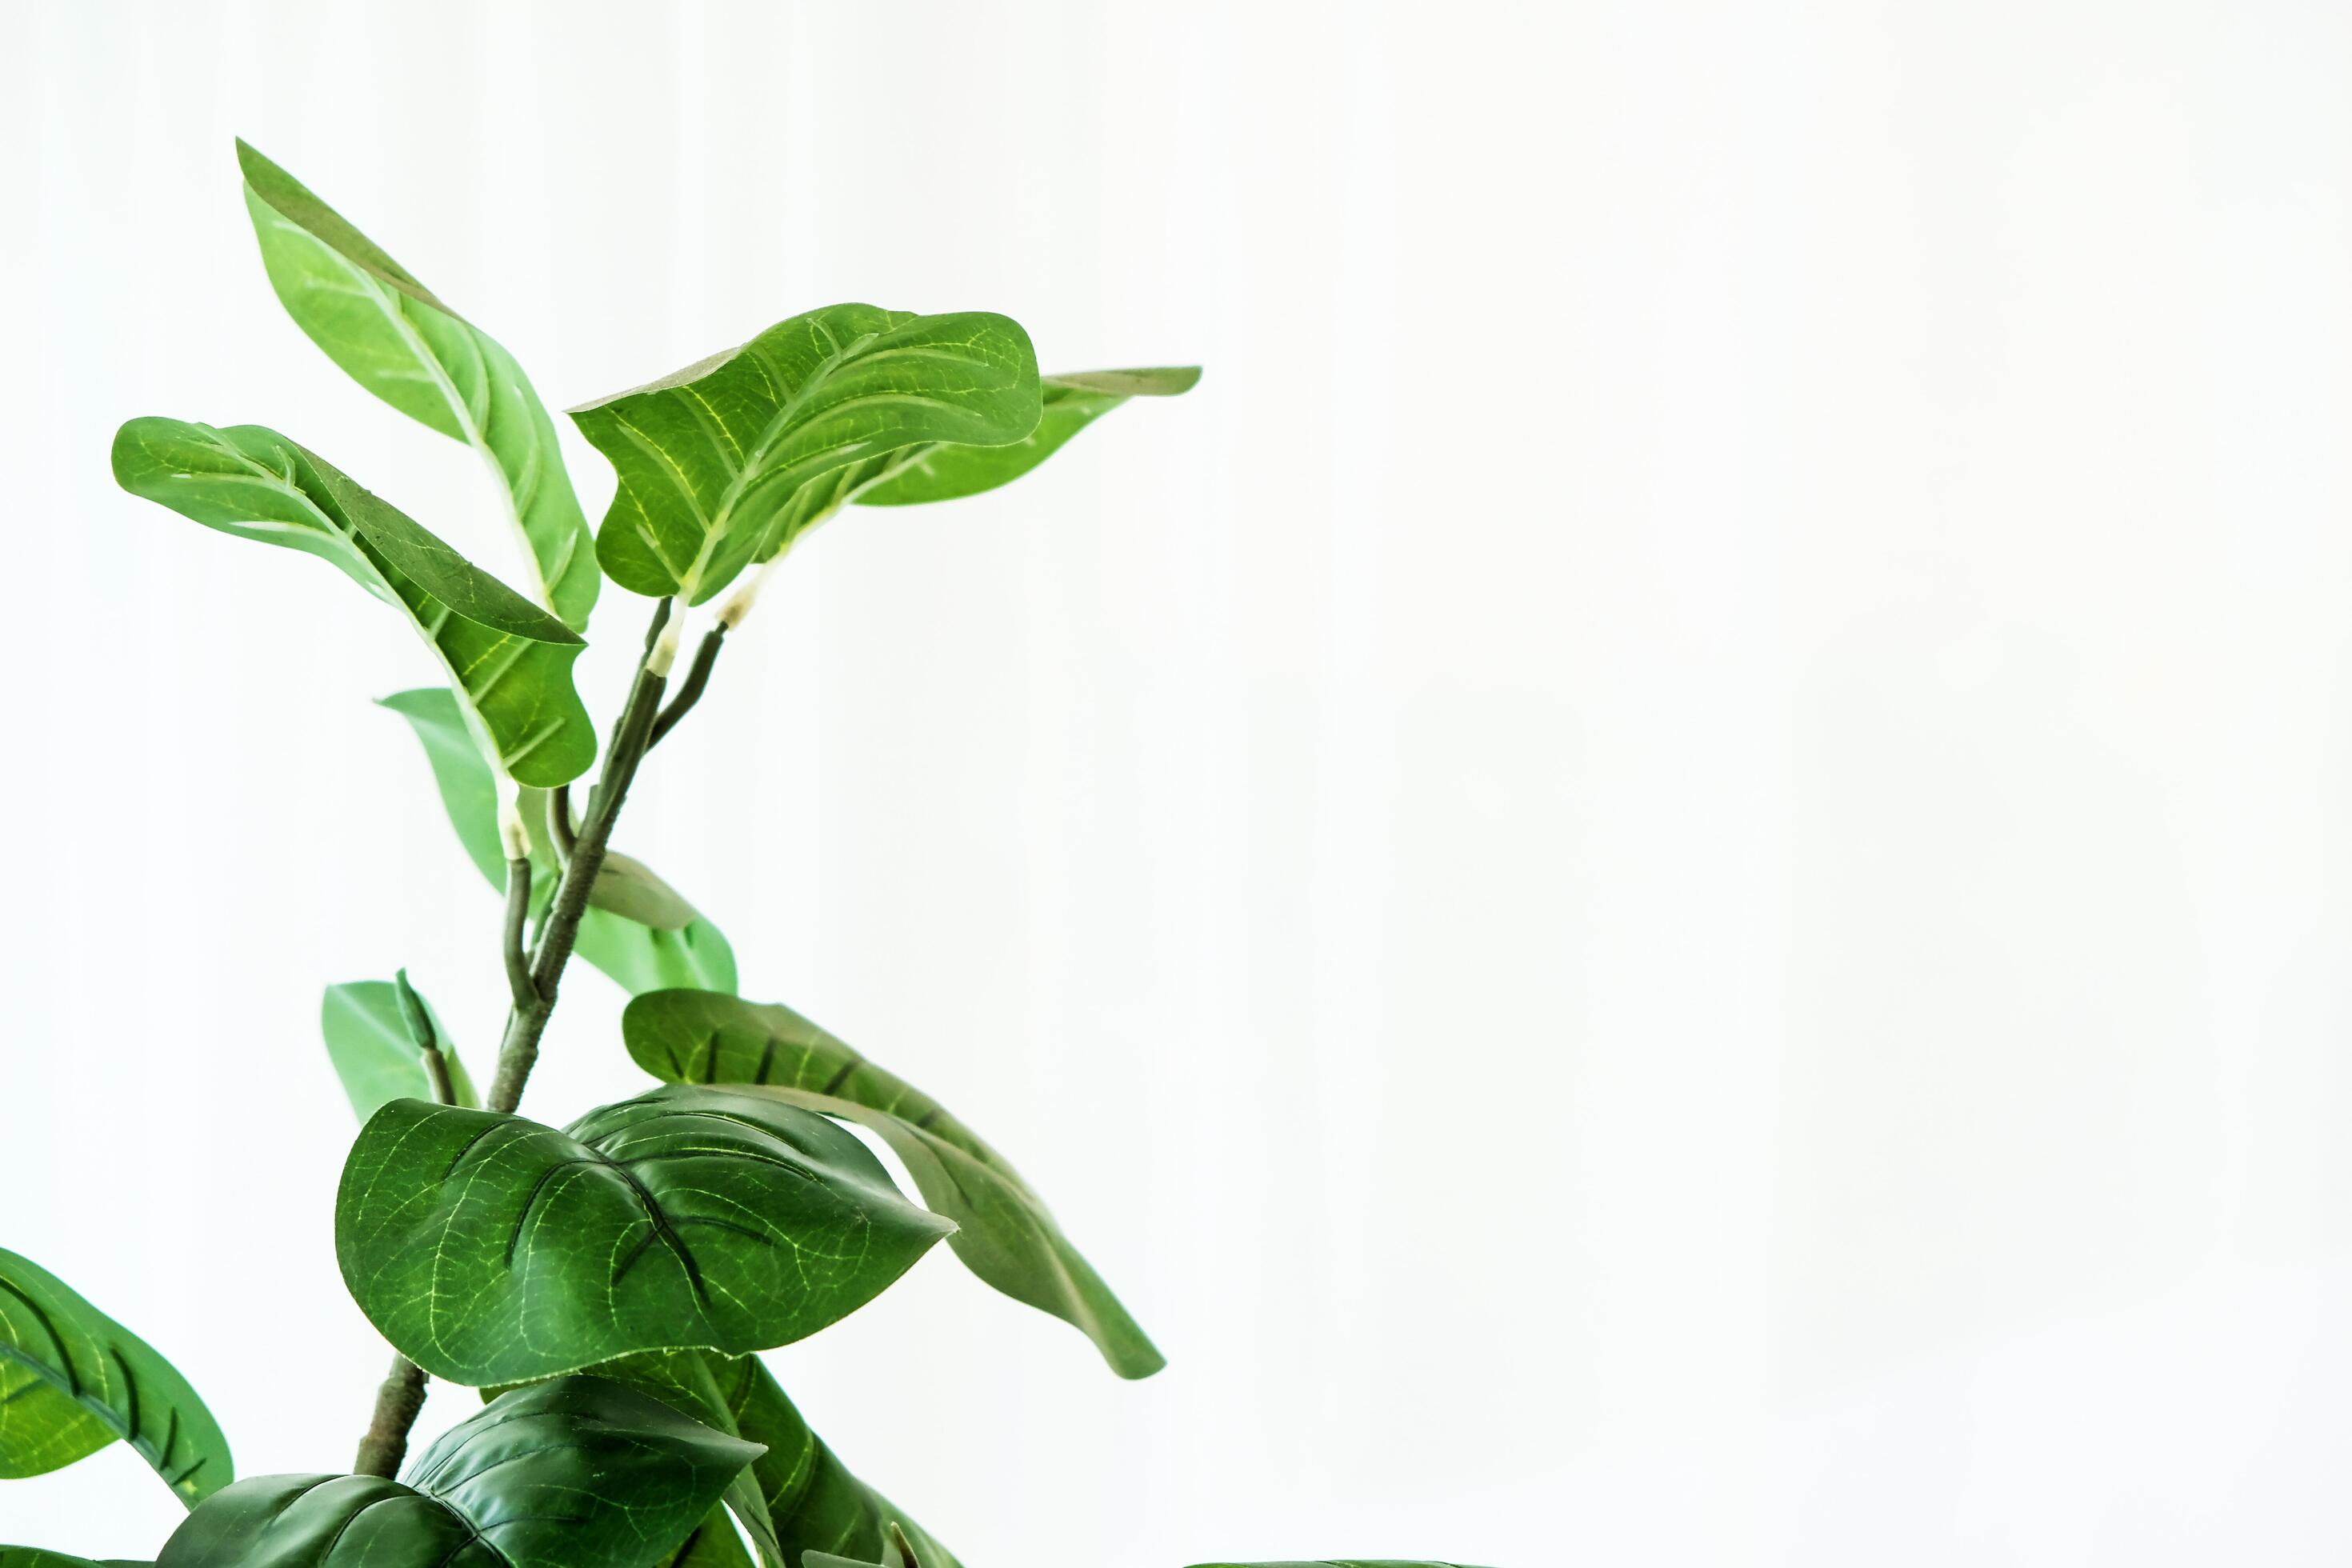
[855,366,1200,508]
[114,422,595,787]
[570,1350,959,1568]
[337,1088,954,1385]
[622,991,1163,1378]
[380,688,737,990]
[320,980,478,1121]
[571,305,1040,602]
[154,1377,754,1568]
[0,1248,232,1504]
[238,141,598,630]
[518,1352,782,1568]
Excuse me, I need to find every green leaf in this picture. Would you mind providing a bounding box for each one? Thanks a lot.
[570,305,1040,603]
[0,1248,233,1505]
[377,689,507,884]
[514,1352,781,1568]
[575,911,739,994]
[336,1087,955,1385]
[114,422,595,787]
[622,990,1163,1379]
[0,1550,149,1568]
[320,980,479,1121]
[237,141,598,630]
[660,1521,753,1568]
[154,1377,755,1568]
[856,366,1200,508]
[381,688,736,991]
[570,1350,959,1568]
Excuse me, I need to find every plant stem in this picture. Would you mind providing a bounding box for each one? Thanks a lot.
[355,598,723,1474]
[485,598,682,1116]
[648,626,726,750]
[501,856,537,1009]
[352,1356,428,1478]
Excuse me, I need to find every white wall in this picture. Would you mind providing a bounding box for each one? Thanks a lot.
[7,1,2352,1562]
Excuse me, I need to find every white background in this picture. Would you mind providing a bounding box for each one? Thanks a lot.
[7,1,2352,1562]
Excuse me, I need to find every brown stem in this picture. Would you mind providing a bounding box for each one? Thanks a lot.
[351,1355,428,1478]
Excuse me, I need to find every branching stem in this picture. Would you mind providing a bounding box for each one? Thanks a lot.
[358,596,727,1472]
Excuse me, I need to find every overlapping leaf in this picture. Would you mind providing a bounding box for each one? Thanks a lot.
[379,687,737,993]
[154,1378,754,1568]
[113,422,595,787]
[320,979,478,1121]
[0,1248,232,1505]
[856,366,1199,508]
[571,304,1040,602]
[336,1087,954,1385]
[623,990,1163,1378]
[562,1349,958,1568]
[238,142,597,630]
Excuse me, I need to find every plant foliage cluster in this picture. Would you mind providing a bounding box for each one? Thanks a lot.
[1,142,1482,1568]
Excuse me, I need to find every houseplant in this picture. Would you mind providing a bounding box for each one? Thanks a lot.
[0,140,1482,1568]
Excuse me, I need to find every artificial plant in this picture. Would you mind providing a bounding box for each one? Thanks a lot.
[0,140,1483,1568]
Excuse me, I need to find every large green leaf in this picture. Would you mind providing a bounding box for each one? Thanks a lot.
[0,1550,148,1567]
[570,304,1040,603]
[380,687,738,993]
[567,1350,958,1568]
[238,141,597,630]
[154,1377,754,1568]
[114,422,595,787]
[622,990,1163,1378]
[320,979,479,1121]
[855,366,1200,508]
[0,1248,232,1505]
[336,1087,955,1385]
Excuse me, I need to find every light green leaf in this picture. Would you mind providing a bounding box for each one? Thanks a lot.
[154,1377,754,1568]
[114,422,595,787]
[238,141,597,630]
[855,366,1200,508]
[0,1248,233,1505]
[574,910,738,994]
[376,690,506,885]
[622,990,1163,1379]
[570,304,1040,603]
[381,688,735,990]
[320,980,479,1121]
[335,1088,954,1386]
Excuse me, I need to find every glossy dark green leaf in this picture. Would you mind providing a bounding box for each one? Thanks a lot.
[336,1088,955,1385]
[622,990,1163,1378]
[0,1248,233,1504]
[238,141,597,630]
[574,1350,958,1568]
[381,687,736,991]
[660,1520,754,1568]
[320,980,479,1121]
[570,304,1040,603]
[154,1377,754,1568]
[856,366,1200,508]
[114,423,595,787]
[516,1352,781,1568]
